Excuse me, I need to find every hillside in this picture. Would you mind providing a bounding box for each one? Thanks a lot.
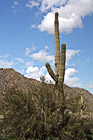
[0,68,93,114]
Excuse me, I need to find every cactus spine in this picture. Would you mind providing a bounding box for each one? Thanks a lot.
[54,12,60,77]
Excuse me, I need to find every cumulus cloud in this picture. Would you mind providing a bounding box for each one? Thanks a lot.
[30,49,54,63]
[25,65,54,83]
[25,66,46,80]
[45,67,82,87]
[25,65,81,88]
[24,46,81,86]
[27,48,80,73]
[26,1,40,8]
[37,0,93,34]
[64,68,82,87]
[27,47,80,65]
[0,60,14,68]
[38,12,54,34]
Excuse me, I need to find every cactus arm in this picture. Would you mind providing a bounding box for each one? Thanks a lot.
[45,63,58,83]
[58,44,66,86]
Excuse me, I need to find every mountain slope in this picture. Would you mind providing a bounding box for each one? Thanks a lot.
[0,68,93,113]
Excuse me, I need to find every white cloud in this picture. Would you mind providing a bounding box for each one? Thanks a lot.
[64,68,82,87]
[0,60,14,68]
[44,45,49,50]
[31,24,37,29]
[0,55,10,59]
[26,46,80,66]
[12,1,18,8]
[25,61,34,67]
[30,49,54,63]
[40,0,67,12]
[37,0,93,34]
[25,66,46,80]
[24,47,81,86]
[86,57,90,63]
[25,47,37,56]
[15,57,24,63]
[38,12,54,34]
[25,65,82,87]
[66,49,80,64]
[45,67,82,87]
[25,48,31,56]
[14,1,18,5]
[65,68,78,78]
[25,65,55,83]
[26,1,40,8]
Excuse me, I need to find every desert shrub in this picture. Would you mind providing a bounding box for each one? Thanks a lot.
[0,82,93,140]
[0,83,62,139]
[60,115,93,140]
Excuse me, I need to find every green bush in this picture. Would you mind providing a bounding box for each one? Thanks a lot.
[0,82,93,139]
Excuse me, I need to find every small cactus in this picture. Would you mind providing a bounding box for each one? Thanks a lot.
[80,93,85,115]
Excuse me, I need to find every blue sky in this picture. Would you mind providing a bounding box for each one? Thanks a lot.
[0,0,93,94]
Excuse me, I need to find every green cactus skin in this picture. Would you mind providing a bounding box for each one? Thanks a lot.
[58,44,66,86]
[54,12,60,77]
[80,94,85,115]
[45,63,58,83]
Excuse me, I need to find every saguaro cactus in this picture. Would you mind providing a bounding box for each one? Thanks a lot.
[45,12,66,88]
[80,93,85,115]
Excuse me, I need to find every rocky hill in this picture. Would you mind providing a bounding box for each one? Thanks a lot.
[0,68,93,114]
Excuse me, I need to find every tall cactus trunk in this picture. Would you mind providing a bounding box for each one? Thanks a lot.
[58,44,66,127]
[54,12,60,77]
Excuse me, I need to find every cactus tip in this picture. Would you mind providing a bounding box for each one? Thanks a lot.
[55,12,58,18]
[61,43,66,47]
[45,62,50,67]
